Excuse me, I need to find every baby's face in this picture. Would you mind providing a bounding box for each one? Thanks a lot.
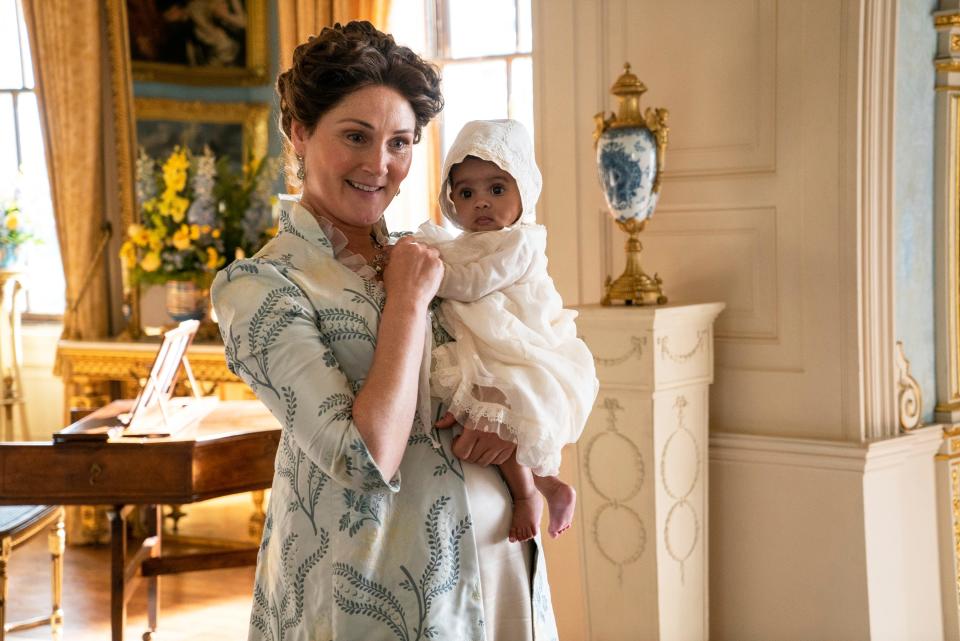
[449,157,522,232]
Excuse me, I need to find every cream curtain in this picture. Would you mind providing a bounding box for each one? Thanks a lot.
[21,0,110,341]
[279,0,393,70]
[278,1,332,71]
[332,0,392,27]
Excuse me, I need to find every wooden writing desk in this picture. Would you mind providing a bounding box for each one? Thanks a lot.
[0,399,280,640]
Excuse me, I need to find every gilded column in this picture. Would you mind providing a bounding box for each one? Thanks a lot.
[935,1,960,421]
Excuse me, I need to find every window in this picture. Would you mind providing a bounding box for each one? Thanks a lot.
[0,0,64,316]
[383,0,533,232]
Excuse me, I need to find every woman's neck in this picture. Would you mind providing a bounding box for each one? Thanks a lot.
[299,194,375,258]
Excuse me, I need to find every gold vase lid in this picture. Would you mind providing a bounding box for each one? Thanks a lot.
[610,62,647,128]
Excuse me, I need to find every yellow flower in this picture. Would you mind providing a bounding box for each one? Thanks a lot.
[170,196,189,222]
[119,241,137,268]
[146,234,162,252]
[140,251,161,272]
[205,247,223,270]
[264,226,278,238]
[172,225,192,250]
[127,224,150,246]
[4,214,18,231]
[211,229,221,238]
[161,148,190,194]
[189,224,200,241]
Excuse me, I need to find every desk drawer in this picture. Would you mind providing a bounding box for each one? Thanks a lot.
[0,443,193,504]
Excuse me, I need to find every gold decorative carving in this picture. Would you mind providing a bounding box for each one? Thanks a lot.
[936,13,960,28]
[937,60,960,73]
[950,436,960,455]
[658,330,708,363]
[953,34,960,52]
[589,336,647,367]
[660,395,701,584]
[582,397,647,582]
[56,340,248,422]
[896,341,923,431]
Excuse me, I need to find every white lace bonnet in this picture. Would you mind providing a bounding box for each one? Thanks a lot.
[438,119,543,229]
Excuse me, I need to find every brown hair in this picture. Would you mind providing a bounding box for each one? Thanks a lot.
[276,21,443,147]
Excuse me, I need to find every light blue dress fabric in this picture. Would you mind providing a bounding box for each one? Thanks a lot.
[211,198,559,641]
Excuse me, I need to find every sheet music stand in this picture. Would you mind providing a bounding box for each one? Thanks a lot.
[121,320,205,435]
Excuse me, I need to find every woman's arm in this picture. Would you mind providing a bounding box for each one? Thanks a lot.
[213,237,441,489]
[351,236,443,478]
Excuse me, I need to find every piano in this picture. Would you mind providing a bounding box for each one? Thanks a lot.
[0,398,280,641]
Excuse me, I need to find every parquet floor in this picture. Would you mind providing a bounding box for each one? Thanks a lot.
[5,533,255,640]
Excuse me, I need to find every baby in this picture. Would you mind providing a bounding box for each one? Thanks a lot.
[419,119,599,542]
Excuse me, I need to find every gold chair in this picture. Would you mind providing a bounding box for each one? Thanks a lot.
[0,506,64,640]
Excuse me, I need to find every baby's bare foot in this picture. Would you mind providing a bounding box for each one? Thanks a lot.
[539,478,576,538]
[509,494,542,543]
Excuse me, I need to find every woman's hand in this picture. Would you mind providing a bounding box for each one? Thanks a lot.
[382,236,443,308]
[436,413,516,466]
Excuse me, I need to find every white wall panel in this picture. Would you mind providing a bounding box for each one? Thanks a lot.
[536,0,853,439]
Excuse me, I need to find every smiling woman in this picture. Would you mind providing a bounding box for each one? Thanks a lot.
[290,85,416,243]
[211,20,560,640]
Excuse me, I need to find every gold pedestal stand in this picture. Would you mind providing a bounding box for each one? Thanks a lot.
[602,219,667,306]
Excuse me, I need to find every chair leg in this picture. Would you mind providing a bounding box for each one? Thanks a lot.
[0,535,10,641]
[48,510,65,639]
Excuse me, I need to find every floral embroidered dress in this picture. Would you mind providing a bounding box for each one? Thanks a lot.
[211,197,559,641]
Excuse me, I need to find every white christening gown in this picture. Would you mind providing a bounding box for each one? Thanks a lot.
[418,221,598,477]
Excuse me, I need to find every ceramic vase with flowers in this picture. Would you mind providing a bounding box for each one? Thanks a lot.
[120,146,279,329]
[0,201,35,271]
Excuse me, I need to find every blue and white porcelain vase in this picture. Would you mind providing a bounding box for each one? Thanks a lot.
[0,244,21,270]
[594,62,669,305]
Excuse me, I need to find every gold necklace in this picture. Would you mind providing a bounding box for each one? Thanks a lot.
[370,234,387,276]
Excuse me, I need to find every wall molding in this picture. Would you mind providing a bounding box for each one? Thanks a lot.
[710,426,943,473]
[856,0,900,439]
[934,2,960,422]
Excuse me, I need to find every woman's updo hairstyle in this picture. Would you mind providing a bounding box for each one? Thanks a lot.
[277,21,443,146]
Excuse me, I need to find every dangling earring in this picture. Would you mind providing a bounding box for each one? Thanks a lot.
[296,155,305,181]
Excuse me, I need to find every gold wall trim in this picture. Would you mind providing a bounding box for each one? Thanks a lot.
[935,91,960,416]
[938,60,960,73]
[952,93,960,403]
[104,0,136,234]
[951,461,960,616]
[936,14,960,28]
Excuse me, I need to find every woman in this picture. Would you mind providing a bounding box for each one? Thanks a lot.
[212,21,559,641]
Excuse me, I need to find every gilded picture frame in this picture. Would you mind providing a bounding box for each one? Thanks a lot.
[128,0,269,86]
[133,97,270,170]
